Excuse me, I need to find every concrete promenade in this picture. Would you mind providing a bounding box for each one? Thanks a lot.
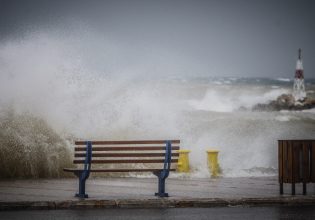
[0,176,315,210]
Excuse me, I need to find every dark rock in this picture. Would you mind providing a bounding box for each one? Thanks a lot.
[252,94,315,111]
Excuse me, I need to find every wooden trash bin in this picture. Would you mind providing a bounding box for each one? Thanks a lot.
[278,140,315,195]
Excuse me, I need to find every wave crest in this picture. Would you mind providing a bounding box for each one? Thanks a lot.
[0,109,72,178]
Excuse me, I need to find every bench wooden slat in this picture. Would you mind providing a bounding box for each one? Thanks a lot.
[73,159,179,164]
[74,153,180,157]
[63,168,176,172]
[75,146,180,151]
[75,140,180,145]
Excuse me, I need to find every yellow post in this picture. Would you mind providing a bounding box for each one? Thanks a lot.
[177,150,191,173]
[207,150,220,177]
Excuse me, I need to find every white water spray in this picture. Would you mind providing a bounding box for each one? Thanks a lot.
[0,31,315,178]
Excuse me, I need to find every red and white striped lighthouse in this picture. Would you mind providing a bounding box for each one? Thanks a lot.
[293,48,306,101]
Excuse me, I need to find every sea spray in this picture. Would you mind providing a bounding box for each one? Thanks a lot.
[1,30,315,178]
[0,109,72,178]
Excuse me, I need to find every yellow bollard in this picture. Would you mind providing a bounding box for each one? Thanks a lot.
[177,150,191,173]
[207,150,220,177]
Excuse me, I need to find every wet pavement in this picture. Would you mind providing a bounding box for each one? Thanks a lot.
[0,176,314,210]
[1,206,315,220]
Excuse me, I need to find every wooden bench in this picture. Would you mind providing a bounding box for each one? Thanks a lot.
[64,140,180,198]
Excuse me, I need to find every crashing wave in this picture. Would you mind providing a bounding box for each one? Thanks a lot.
[0,109,72,178]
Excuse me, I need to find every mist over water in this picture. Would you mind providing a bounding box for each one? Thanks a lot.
[1,30,315,178]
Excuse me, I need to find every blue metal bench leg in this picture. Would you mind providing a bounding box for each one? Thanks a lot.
[153,140,171,197]
[154,172,169,197]
[74,171,89,198]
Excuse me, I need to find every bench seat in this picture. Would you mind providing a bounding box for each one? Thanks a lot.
[64,168,176,172]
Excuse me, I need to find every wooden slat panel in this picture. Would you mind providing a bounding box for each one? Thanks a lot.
[311,141,315,182]
[302,142,310,182]
[293,142,301,182]
[283,140,288,182]
[278,140,314,142]
[278,140,283,183]
[75,146,180,151]
[75,140,180,145]
[64,168,176,172]
[73,159,178,164]
[75,153,180,157]
[288,141,293,183]
[278,140,315,186]
[292,142,297,182]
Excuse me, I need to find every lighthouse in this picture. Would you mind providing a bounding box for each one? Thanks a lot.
[293,48,306,101]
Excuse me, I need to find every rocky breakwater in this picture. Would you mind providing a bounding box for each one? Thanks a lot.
[252,94,315,111]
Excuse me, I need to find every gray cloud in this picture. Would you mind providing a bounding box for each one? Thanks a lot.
[0,0,314,78]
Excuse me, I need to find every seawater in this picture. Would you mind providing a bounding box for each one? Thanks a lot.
[1,35,315,178]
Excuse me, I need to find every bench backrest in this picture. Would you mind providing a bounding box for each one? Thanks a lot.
[73,140,180,171]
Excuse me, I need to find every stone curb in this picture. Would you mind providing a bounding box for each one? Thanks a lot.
[1,197,315,211]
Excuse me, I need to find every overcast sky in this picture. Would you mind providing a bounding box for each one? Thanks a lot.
[0,0,314,78]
